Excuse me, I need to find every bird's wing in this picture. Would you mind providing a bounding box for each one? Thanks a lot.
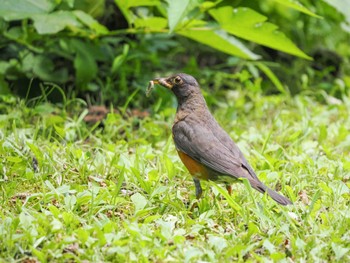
[211,120,261,181]
[173,119,257,181]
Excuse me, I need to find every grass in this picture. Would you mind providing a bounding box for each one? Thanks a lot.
[0,89,349,262]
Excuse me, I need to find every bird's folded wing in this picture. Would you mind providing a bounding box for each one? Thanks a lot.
[173,121,250,180]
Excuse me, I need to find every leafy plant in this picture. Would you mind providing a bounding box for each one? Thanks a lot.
[115,0,314,59]
[246,0,350,96]
[0,0,319,103]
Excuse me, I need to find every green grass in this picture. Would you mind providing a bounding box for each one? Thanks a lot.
[0,91,349,262]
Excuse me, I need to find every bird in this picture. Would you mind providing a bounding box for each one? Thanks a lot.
[151,73,292,205]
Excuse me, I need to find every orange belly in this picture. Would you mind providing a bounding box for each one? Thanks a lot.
[177,150,209,180]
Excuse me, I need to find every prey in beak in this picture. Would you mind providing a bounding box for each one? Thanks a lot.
[146,77,173,97]
[153,77,173,89]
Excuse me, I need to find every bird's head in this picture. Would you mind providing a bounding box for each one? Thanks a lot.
[152,73,201,103]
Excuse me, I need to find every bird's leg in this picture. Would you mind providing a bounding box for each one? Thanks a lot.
[226,184,232,195]
[193,178,202,199]
[189,178,202,212]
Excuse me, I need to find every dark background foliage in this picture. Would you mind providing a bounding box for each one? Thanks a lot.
[0,0,349,107]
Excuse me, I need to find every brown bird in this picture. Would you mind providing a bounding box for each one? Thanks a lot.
[151,73,292,205]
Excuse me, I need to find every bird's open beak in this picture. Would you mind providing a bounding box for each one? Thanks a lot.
[152,77,173,89]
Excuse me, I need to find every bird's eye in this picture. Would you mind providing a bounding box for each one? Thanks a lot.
[174,76,182,84]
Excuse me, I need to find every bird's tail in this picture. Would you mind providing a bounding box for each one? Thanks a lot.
[249,179,292,206]
[266,187,292,206]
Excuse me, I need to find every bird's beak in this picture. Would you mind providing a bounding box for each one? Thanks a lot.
[152,77,173,89]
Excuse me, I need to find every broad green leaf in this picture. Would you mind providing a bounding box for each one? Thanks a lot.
[130,193,148,212]
[33,103,56,114]
[32,55,69,82]
[263,240,276,253]
[76,228,89,243]
[31,247,46,262]
[6,156,23,163]
[134,17,168,30]
[199,1,217,10]
[324,0,350,33]
[156,217,178,239]
[0,62,11,93]
[111,44,129,75]
[33,11,81,34]
[111,54,125,74]
[256,62,286,94]
[208,236,227,253]
[329,180,349,196]
[125,0,160,7]
[0,77,9,94]
[70,40,98,85]
[64,0,75,8]
[209,7,311,59]
[115,0,160,24]
[0,61,11,74]
[73,10,109,34]
[64,195,77,210]
[114,0,133,24]
[166,0,191,32]
[19,211,34,228]
[184,248,202,262]
[50,218,63,231]
[45,115,65,126]
[74,0,105,18]
[0,0,55,21]
[62,211,75,225]
[270,0,322,18]
[48,205,60,218]
[332,243,350,261]
[178,29,260,60]
[54,125,65,137]
[324,0,350,16]
[74,47,98,86]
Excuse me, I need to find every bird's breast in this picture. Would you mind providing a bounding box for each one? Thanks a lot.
[177,150,209,180]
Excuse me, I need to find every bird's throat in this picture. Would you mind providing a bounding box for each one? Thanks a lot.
[175,97,209,123]
[176,93,207,111]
